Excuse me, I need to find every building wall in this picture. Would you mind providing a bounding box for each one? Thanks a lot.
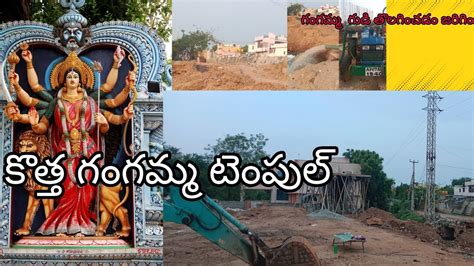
[269,44,287,57]
[454,181,474,197]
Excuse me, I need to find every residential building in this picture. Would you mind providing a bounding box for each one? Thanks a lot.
[247,33,287,57]
[454,180,474,197]
[215,44,242,57]
[317,5,338,15]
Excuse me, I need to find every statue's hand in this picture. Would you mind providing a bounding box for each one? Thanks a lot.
[123,104,133,121]
[28,107,39,126]
[125,71,136,87]
[5,103,21,122]
[95,113,108,125]
[21,50,33,63]
[113,46,125,65]
[8,72,19,87]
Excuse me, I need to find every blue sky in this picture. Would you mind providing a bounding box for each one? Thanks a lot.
[164,91,473,186]
[173,0,287,44]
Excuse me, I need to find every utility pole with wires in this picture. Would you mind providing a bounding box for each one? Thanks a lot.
[409,159,419,211]
[423,92,442,223]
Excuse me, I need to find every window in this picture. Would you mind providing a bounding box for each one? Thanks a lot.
[469,186,474,193]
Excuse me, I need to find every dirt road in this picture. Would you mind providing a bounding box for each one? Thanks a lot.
[173,60,288,90]
[164,206,473,265]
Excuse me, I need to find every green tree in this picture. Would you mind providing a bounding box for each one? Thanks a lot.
[287,3,304,16]
[172,30,216,60]
[205,133,269,201]
[393,183,410,201]
[1,0,172,42]
[451,177,471,186]
[437,184,454,196]
[343,149,395,210]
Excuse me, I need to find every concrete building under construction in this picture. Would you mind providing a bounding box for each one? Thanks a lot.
[246,157,371,214]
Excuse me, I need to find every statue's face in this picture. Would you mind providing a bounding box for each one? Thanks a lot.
[19,140,37,153]
[66,70,80,89]
[61,23,84,49]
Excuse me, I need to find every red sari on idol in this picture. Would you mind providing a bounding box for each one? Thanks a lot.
[36,91,99,236]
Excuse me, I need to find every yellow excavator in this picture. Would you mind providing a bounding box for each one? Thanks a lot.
[164,186,321,265]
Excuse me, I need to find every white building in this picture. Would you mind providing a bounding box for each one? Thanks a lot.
[247,33,287,57]
[454,180,474,197]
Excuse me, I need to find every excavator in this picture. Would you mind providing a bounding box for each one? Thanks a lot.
[164,186,321,265]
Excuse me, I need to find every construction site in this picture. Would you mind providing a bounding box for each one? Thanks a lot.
[164,92,473,265]
[287,2,341,90]
[173,56,288,90]
[165,205,473,265]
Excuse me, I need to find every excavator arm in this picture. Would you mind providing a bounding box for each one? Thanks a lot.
[164,186,321,265]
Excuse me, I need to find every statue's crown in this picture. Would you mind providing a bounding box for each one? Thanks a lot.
[51,52,94,89]
[56,0,88,27]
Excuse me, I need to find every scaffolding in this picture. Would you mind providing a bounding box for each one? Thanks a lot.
[301,174,371,214]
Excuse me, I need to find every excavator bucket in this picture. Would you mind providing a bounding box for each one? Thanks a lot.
[262,237,321,266]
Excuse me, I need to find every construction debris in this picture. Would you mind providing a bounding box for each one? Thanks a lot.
[307,209,347,220]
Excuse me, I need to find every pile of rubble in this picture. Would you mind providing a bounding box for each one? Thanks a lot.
[355,208,442,243]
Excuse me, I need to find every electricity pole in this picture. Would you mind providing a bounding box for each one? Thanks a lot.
[409,159,419,211]
[423,92,442,223]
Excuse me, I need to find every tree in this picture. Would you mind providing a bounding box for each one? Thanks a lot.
[393,183,410,201]
[451,177,471,187]
[1,0,172,42]
[343,149,395,210]
[287,3,304,16]
[0,0,30,22]
[205,133,268,165]
[172,30,216,60]
[205,133,269,201]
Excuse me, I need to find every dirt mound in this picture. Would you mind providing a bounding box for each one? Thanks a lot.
[457,229,474,251]
[357,207,397,223]
[357,208,443,244]
[288,16,339,54]
[173,60,287,90]
[288,45,339,90]
[391,220,443,243]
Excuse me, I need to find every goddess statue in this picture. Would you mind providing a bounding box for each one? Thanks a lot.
[5,45,134,237]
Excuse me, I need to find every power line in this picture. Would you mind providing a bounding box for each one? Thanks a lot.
[438,144,468,160]
[438,164,474,171]
[443,95,474,111]
[385,117,425,166]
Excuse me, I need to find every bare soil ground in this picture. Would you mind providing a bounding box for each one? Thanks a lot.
[339,76,386,90]
[165,206,474,265]
[288,15,386,90]
[287,16,340,90]
[288,46,340,90]
[173,60,288,90]
[288,16,339,54]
